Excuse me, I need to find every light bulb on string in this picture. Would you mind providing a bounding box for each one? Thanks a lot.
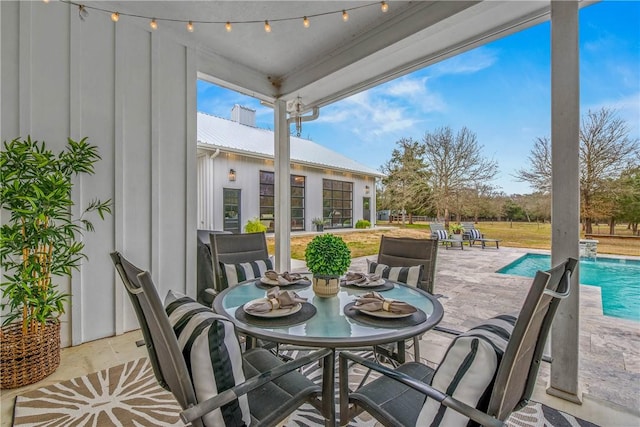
[303,16,310,28]
[150,18,158,30]
[225,21,232,32]
[111,12,119,22]
[342,10,349,22]
[264,20,271,33]
[187,21,194,32]
[381,1,389,12]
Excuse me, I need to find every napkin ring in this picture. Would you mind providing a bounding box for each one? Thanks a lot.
[269,298,280,310]
[382,300,392,312]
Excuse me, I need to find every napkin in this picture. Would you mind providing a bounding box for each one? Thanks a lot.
[264,270,309,285]
[342,272,381,286]
[354,291,417,314]
[244,286,307,314]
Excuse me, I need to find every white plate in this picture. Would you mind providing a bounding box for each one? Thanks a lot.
[357,308,414,319]
[243,298,303,318]
[259,277,306,286]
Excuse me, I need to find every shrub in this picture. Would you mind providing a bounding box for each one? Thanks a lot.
[355,219,371,229]
[244,218,267,233]
[304,234,351,276]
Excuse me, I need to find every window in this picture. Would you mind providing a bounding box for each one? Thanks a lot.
[259,171,306,232]
[322,179,353,228]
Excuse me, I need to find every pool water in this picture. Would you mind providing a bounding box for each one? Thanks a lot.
[497,254,640,322]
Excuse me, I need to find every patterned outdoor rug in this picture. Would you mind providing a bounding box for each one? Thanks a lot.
[13,356,598,426]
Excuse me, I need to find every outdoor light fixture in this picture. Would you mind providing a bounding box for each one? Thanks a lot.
[264,20,271,33]
[303,16,310,28]
[228,169,236,181]
[225,21,232,32]
[381,1,389,12]
[150,18,158,30]
[111,12,119,22]
[365,185,370,195]
[342,10,349,21]
[186,21,194,32]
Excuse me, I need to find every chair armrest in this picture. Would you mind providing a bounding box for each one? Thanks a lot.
[340,352,505,427]
[433,325,463,336]
[180,347,332,423]
[204,288,218,297]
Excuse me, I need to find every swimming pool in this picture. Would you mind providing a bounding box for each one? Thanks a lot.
[497,253,640,322]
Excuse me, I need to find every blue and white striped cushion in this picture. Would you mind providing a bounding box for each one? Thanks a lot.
[367,260,424,287]
[469,229,482,239]
[434,229,449,240]
[417,314,517,427]
[164,291,250,427]
[221,258,274,287]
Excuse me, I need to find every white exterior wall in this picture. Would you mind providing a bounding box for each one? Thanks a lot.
[1,1,197,346]
[196,150,377,232]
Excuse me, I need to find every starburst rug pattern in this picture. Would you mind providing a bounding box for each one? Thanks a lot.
[13,357,598,426]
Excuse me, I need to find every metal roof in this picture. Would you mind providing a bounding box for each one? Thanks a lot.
[197,111,384,177]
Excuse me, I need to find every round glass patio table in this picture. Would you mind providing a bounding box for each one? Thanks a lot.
[212,279,444,348]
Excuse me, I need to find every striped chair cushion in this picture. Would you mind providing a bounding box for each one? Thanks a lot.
[367,260,424,287]
[433,229,449,240]
[164,291,250,427]
[469,229,483,239]
[417,314,517,427]
[220,258,274,287]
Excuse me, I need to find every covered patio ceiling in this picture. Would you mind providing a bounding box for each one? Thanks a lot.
[88,0,582,110]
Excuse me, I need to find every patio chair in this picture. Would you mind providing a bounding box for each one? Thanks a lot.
[369,235,438,364]
[110,251,334,427]
[339,257,577,427]
[429,223,449,241]
[467,227,502,249]
[196,229,231,305]
[207,232,271,300]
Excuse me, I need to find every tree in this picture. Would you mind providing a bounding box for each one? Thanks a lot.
[422,126,498,225]
[615,167,640,235]
[380,138,431,223]
[515,108,640,233]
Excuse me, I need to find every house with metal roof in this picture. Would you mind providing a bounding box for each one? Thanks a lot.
[197,105,383,233]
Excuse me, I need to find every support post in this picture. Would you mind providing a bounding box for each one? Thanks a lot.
[274,100,291,273]
[548,0,582,404]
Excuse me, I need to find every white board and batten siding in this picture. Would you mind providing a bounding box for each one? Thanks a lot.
[1,1,197,346]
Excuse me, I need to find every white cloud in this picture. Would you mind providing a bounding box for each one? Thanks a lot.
[430,47,498,76]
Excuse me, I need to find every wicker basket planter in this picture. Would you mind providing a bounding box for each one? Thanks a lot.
[0,321,61,389]
[312,275,340,298]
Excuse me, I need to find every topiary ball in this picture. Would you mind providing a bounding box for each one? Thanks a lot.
[304,234,351,276]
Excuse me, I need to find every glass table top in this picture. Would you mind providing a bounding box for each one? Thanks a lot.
[213,280,444,348]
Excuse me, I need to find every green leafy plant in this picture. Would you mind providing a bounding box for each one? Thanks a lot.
[355,219,371,229]
[311,217,325,226]
[449,223,464,234]
[304,234,351,276]
[244,218,267,233]
[0,136,111,335]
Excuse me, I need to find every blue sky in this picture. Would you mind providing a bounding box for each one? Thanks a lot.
[197,1,640,195]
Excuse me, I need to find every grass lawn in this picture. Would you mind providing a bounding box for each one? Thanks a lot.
[267,221,640,259]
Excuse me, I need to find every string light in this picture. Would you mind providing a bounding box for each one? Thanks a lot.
[60,1,389,33]
[42,0,50,3]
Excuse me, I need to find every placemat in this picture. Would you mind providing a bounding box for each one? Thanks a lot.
[340,281,394,292]
[235,302,317,327]
[343,302,426,328]
[255,280,311,291]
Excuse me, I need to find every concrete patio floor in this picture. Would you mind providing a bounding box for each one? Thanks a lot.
[1,245,638,426]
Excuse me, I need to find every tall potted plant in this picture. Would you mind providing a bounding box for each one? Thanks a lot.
[0,136,111,389]
[304,234,351,297]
